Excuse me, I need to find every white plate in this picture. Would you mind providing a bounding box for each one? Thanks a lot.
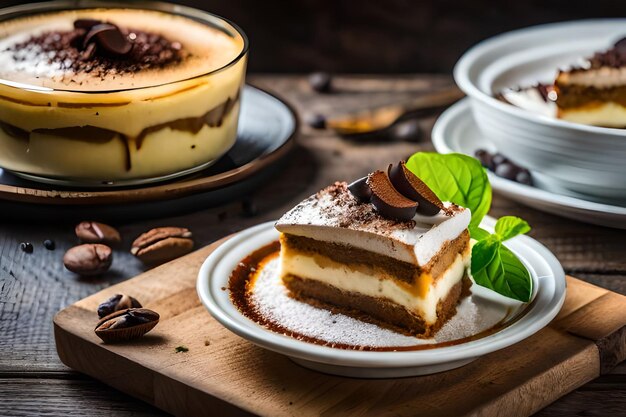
[432,99,626,229]
[197,220,565,378]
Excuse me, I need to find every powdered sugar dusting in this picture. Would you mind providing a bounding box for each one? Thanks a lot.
[248,257,507,349]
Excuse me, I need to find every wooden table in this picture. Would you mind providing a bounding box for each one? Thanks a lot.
[0,75,624,416]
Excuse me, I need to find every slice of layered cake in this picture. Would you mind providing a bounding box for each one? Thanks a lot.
[555,37,626,127]
[275,162,471,337]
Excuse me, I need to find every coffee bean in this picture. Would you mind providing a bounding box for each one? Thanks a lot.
[75,221,121,246]
[516,169,533,185]
[308,72,333,93]
[131,227,193,265]
[97,294,142,318]
[474,149,494,170]
[43,239,55,250]
[495,162,520,181]
[306,113,327,129]
[492,153,508,167]
[389,119,421,142]
[95,308,159,343]
[63,244,112,276]
[20,242,33,253]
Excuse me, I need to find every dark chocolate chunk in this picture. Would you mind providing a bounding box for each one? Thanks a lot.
[74,19,103,30]
[85,23,132,56]
[474,149,494,170]
[367,170,417,221]
[347,177,372,202]
[495,162,520,180]
[306,113,327,129]
[515,169,532,185]
[492,153,508,167]
[387,162,443,216]
[308,72,333,93]
[20,242,33,253]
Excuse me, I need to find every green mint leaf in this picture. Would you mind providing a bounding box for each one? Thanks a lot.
[471,227,492,241]
[494,216,531,241]
[405,153,491,234]
[471,240,533,302]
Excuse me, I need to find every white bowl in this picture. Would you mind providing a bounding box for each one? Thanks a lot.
[454,19,626,199]
[197,220,566,378]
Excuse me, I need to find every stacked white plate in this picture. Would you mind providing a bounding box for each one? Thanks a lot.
[440,19,626,228]
[453,19,626,201]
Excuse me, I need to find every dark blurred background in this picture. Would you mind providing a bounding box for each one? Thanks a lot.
[2,0,626,73]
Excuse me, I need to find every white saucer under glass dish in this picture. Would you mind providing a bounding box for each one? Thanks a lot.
[454,19,626,199]
[197,220,566,378]
[432,99,626,229]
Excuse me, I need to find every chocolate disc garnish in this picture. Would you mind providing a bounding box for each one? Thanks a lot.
[74,19,103,30]
[84,23,132,56]
[388,162,444,216]
[347,177,372,202]
[366,170,417,221]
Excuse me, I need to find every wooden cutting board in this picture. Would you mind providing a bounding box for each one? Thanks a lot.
[54,237,626,417]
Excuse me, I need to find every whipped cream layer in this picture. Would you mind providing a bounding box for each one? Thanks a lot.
[275,182,471,266]
[281,248,470,324]
[0,8,243,91]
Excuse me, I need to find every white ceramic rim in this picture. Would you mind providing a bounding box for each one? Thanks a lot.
[453,19,626,138]
[432,98,626,217]
[197,219,566,369]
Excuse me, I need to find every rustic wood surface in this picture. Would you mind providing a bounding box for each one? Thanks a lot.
[0,75,625,416]
[53,236,626,417]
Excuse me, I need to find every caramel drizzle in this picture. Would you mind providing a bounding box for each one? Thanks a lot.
[0,93,239,171]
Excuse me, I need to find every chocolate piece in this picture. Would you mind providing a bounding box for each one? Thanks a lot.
[309,72,333,93]
[306,113,327,129]
[20,242,33,253]
[474,149,495,170]
[366,170,417,221]
[516,169,532,185]
[74,18,102,30]
[84,23,132,56]
[347,177,372,202]
[495,162,519,180]
[387,162,443,216]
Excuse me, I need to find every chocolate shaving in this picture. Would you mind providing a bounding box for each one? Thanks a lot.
[7,19,185,78]
[366,171,418,221]
[387,162,443,216]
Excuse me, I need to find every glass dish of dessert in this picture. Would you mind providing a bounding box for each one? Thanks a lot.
[0,1,248,185]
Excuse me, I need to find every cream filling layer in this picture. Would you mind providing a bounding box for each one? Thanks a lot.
[280,250,470,324]
[559,102,626,127]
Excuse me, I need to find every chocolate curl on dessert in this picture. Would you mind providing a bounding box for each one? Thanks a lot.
[366,171,418,221]
[388,161,444,216]
[347,177,372,202]
[74,19,132,58]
